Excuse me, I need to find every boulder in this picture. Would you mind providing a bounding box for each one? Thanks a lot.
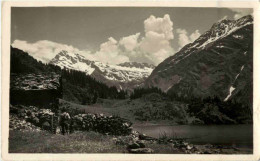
[128,148,154,154]
[127,142,140,149]
[136,140,145,148]
[186,144,193,150]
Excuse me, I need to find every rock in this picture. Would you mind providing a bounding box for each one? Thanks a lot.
[136,140,145,148]
[203,150,212,154]
[205,144,213,148]
[127,142,140,149]
[183,142,189,146]
[139,133,155,140]
[32,117,40,124]
[128,148,154,154]
[186,145,193,150]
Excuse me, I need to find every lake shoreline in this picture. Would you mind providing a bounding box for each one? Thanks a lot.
[132,123,253,150]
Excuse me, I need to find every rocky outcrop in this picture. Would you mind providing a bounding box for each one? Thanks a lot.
[10,73,60,90]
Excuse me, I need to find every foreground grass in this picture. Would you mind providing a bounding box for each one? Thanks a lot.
[9,130,252,154]
[9,130,127,153]
[9,130,183,154]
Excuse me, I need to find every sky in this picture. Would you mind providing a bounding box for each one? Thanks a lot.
[11,7,252,65]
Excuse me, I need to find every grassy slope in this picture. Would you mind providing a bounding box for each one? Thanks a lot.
[60,98,189,125]
[9,130,181,153]
[9,130,126,153]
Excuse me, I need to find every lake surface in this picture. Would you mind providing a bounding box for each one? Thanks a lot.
[133,124,253,148]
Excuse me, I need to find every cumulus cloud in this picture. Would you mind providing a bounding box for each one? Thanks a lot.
[94,37,130,64]
[145,49,171,65]
[144,14,174,40]
[230,8,253,19]
[94,14,175,65]
[100,37,118,53]
[12,14,178,65]
[138,14,174,65]
[119,33,140,51]
[190,30,201,42]
[176,29,201,50]
[94,51,129,65]
[12,40,91,63]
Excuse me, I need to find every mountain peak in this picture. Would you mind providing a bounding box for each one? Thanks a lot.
[209,15,253,39]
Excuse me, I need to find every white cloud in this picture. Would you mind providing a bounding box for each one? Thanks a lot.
[94,37,130,65]
[12,40,90,63]
[96,14,175,65]
[12,14,185,66]
[144,14,173,40]
[144,49,172,65]
[138,14,174,65]
[12,38,130,65]
[176,29,190,49]
[230,8,253,19]
[119,33,140,51]
[176,29,201,50]
[94,51,129,65]
[100,37,118,53]
[190,30,201,42]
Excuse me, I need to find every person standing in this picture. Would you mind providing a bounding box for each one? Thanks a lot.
[60,111,71,135]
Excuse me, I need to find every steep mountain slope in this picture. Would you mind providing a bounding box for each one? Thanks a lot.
[50,50,155,90]
[145,15,253,107]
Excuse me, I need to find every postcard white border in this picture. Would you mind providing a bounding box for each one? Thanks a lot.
[2,1,260,161]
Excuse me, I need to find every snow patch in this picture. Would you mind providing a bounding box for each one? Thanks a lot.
[224,86,235,101]
[234,65,245,81]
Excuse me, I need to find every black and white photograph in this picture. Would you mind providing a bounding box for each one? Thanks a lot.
[1,1,260,160]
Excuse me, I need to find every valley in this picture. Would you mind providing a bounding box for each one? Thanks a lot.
[8,14,254,154]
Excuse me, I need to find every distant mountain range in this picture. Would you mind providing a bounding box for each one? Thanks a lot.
[49,50,155,90]
[145,15,253,107]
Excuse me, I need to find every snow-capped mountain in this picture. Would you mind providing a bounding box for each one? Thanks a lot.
[145,15,253,106]
[49,50,95,75]
[50,50,155,90]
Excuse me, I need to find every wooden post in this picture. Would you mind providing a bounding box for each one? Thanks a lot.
[51,115,54,134]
